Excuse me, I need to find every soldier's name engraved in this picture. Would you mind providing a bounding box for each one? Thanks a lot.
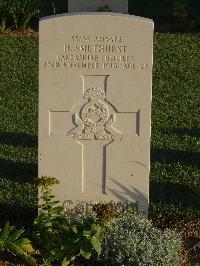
[64,44,127,53]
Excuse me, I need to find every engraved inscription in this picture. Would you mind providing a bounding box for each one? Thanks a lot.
[66,133,122,141]
[43,35,149,71]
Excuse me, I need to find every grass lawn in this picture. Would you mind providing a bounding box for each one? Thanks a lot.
[0,33,199,260]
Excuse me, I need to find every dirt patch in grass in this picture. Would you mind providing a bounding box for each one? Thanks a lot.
[0,28,38,37]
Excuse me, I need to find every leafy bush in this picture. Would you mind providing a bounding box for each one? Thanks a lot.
[8,0,39,30]
[0,0,39,30]
[63,200,139,222]
[98,213,183,266]
[0,0,8,30]
[62,198,183,266]
[31,177,183,265]
[0,175,183,265]
[0,221,36,265]
[0,0,67,30]
[33,176,104,265]
[38,0,67,18]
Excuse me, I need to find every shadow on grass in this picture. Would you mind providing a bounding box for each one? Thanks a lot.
[149,181,200,226]
[0,158,37,180]
[0,203,37,228]
[150,145,200,219]
[0,132,37,148]
[151,148,200,168]
[150,181,200,209]
[161,127,200,138]
[0,159,38,226]
[0,132,38,226]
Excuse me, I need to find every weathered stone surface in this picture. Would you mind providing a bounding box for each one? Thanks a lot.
[68,0,128,13]
[39,13,153,214]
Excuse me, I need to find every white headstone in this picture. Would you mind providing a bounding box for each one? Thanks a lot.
[68,0,128,13]
[39,13,153,213]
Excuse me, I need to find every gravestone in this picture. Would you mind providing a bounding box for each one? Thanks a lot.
[39,9,153,213]
[68,0,128,13]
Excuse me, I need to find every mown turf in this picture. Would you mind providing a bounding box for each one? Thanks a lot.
[0,36,38,226]
[0,34,199,230]
[150,34,200,230]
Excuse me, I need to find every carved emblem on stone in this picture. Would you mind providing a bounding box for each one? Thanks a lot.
[83,87,105,100]
[66,79,123,141]
[81,87,109,134]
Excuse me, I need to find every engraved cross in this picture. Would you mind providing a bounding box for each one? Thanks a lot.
[51,75,139,196]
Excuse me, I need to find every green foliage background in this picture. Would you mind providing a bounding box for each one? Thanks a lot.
[0,0,199,31]
[0,34,199,227]
[129,0,200,17]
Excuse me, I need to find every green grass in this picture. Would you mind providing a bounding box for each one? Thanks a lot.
[0,34,199,229]
[150,33,200,226]
[0,36,38,226]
